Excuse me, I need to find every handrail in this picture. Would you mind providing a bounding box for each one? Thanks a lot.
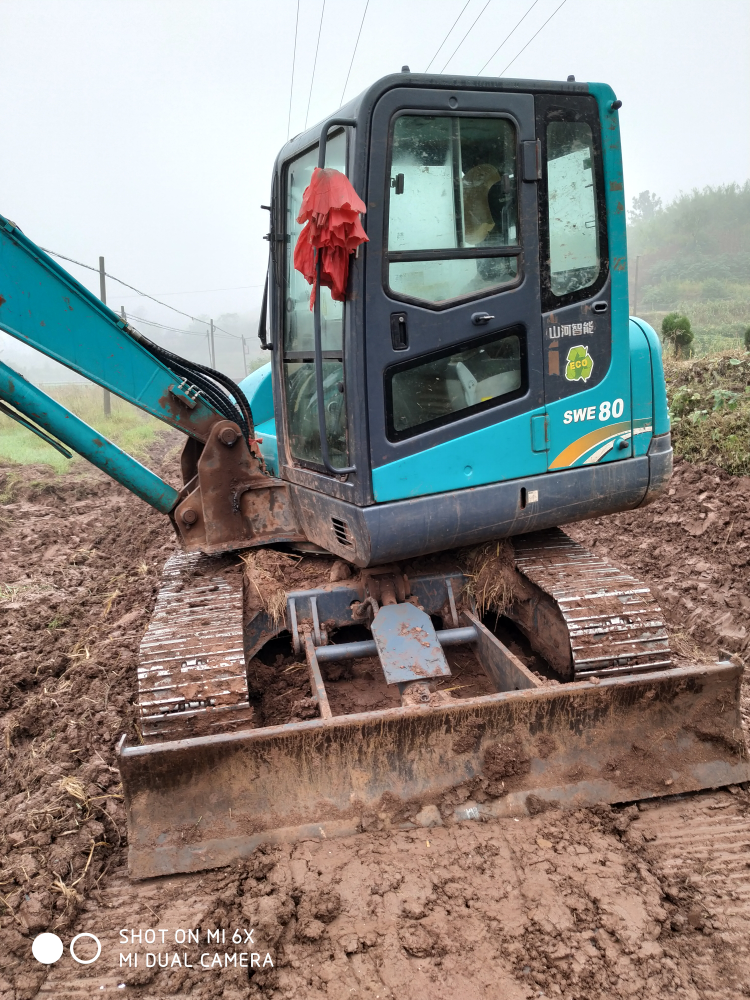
[312,117,357,476]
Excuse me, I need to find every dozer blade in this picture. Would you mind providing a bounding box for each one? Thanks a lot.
[119,536,749,879]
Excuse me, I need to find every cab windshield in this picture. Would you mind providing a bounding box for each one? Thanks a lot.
[386,114,520,305]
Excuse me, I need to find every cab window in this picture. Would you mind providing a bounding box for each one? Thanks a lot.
[546,121,600,296]
[386,115,520,306]
[386,327,525,440]
[283,131,349,469]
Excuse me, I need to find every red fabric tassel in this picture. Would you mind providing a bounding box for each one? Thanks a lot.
[293,167,368,307]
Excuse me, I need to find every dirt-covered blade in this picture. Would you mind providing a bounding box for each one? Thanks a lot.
[120,660,748,879]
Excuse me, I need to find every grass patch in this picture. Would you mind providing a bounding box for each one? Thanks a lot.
[0,384,172,472]
[665,351,750,474]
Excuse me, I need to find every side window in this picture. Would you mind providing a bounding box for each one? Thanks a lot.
[285,132,346,353]
[386,115,520,306]
[536,94,608,310]
[283,131,349,469]
[546,122,599,296]
[386,327,525,440]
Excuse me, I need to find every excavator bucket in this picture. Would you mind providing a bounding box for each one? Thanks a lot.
[119,530,749,879]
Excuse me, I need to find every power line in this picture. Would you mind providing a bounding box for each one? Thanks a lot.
[305,0,326,130]
[425,0,472,72]
[40,246,241,339]
[287,0,301,139]
[477,0,541,74]
[127,313,240,341]
[500,0,568,75]
[118,283,263,298]
[340,0,370,105]
[440,0,494,73]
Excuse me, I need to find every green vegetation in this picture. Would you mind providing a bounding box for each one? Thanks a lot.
[629,182,750,354]
[665,351,750,475]
[0,384,172,472]
[661,312,694,358]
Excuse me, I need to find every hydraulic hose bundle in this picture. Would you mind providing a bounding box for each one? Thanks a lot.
[130,330,255,444]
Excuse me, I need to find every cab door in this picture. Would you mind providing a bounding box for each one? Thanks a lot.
[365,87,547,503]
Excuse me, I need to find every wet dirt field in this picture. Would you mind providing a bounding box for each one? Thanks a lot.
[1,446,750,1000]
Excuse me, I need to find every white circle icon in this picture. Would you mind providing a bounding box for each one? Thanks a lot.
[69,933,102,965]
[32,933,64,965]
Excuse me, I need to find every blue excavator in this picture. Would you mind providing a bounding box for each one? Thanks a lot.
[1,72,746,878]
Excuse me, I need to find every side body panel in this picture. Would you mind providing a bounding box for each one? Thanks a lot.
[630,316,671,436]
[240,363,279,476]
[629,321,654,457]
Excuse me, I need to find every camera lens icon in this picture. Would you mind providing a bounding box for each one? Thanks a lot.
[32,933,64,965]
[32,931,102,965]
[70,933,102,964]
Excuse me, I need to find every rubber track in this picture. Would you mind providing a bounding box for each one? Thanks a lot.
[137,551,253,740]
[513,527,673,677]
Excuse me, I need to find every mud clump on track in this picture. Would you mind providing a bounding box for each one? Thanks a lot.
[2,448,750,999]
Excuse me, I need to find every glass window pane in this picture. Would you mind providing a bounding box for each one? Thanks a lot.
[388,116,518,252]
[389,257,518,304]
[284,132,346,353]
[388,330,522,438]
[546,122,600,296]
[283,361,348,467]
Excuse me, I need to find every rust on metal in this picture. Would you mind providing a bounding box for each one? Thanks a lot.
[137,550,253,740]
[303,634,333,719]
[120,661,749,878]
[511,528,672,678]
[172,419,306,555]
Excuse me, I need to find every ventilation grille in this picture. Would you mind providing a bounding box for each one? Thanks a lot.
[331,517,351,546]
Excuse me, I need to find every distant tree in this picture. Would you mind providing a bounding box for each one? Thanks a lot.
[662,313,694,358]
[744,326,750,352]
[629,190,663,224]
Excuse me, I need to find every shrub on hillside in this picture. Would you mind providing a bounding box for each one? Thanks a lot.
[662,313,694,358]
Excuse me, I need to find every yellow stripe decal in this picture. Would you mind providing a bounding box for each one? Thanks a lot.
[549,421,631,470]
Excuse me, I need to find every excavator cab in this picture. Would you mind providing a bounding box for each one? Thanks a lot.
[0,74,745,880]
[245,73,670,568]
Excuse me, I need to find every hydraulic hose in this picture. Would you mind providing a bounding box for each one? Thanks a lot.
[130,332,255,444]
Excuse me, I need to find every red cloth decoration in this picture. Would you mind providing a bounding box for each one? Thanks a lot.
[293,167,368,307]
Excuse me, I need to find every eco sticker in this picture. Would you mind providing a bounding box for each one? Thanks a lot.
[565,345,594,382]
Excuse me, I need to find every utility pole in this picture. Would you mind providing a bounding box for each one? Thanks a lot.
[241,335,249,377]
[209,319,216,369]
[99,257,111,416]
[633,255,642,317]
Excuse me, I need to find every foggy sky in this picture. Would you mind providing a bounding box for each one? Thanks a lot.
[0,0,748,378]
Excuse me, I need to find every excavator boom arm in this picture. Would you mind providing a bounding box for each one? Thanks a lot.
[0,213,226,442]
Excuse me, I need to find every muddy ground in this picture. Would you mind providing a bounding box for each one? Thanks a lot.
[1,444,750,1000]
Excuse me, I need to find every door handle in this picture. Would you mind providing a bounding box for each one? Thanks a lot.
[522,140,542,181]
[471,312,495,326]
[391,312,408,350]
